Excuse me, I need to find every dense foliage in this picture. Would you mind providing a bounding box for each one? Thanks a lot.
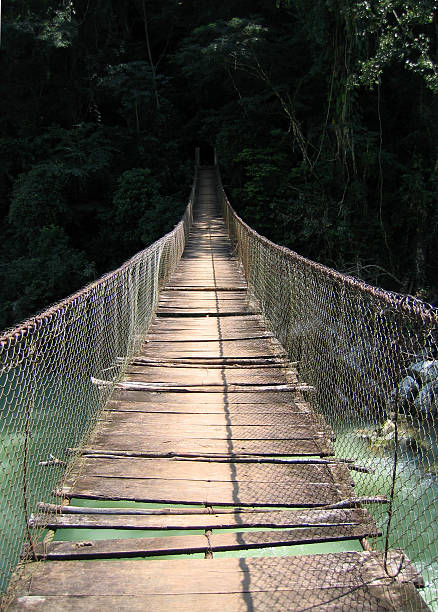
[1,0,437,328]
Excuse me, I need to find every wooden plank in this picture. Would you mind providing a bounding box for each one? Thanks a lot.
[9,585,431,612]
[145,334,275,342]
[129,357,282,366]
[124,367,288,385]
[139,338,284,353]
[96,423,325,440]
[61,475,351,505]
[100,412,319,426]
[162,286,248,291]
[28,508,379,531]
[67,457,352,485]
[104,401,310,415]
[155,310,258,317]
[149,313,263,323]
[86,434,333,456]
[29,525,379,560]
[159,290,249,297]
[10,553,425,596]
[147,320,267,333]
[140,346,286,358]
[157,298,251,307]
[108,391,302,405]
[116,382,304,393]
[127,360,286,369]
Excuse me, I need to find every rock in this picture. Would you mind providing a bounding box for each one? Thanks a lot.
[394,375,419,407]
[360,417,428,453]
[413,381,438,417]
[408,360,438,384]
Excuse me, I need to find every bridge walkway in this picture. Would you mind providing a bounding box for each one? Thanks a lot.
[9,167,427,610]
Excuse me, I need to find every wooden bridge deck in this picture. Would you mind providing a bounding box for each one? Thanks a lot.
[9,167,428,610]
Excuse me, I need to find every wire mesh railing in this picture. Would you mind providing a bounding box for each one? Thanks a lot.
[219,169,438,610]
[0,171,195,600]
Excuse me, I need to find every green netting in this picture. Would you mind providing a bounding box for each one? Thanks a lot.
[219,169,438,610]
[0,173,195,599]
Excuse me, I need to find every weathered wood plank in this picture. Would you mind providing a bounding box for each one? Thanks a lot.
[61,475,351,505]
[108,391,302,405]
[28,508,379,531]
[162,286,248,291]
[29,525,380,560]
[10,553,425,596]
[149,313,263,323]
[140,346,286,358]
[116,382,307,393]
[124,367,288,385]
[159,289,249,298]
[8,585,430,612]
[86,434,333,456]
[104,401,309,415]
[96,422,326,440]
[129,357,282,366]
[139,338,285,355]
[100,412,320,427]
[66,457,353,485]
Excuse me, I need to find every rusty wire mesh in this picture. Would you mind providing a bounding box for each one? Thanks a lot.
[0,177,195,599]
[219,170,438,610]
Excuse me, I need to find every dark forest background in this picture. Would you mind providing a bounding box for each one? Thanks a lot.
[1,0,438,329]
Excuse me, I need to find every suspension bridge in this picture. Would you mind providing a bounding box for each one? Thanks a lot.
[1,159,437,610]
